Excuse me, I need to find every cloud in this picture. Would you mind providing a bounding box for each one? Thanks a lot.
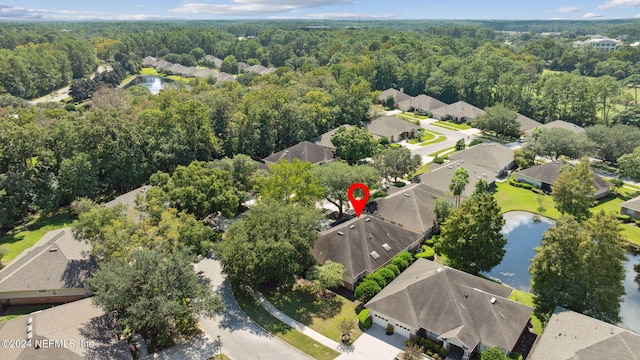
[599,0,640,9]
[583,12,603,18]
[0,4,109,20]
[554,6,580,13]
[306,12,395,19]
[170,0,352,15]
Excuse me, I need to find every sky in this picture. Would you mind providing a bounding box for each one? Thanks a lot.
[2,0,640,21]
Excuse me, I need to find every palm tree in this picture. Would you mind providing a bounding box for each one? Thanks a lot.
[449,167,469,208]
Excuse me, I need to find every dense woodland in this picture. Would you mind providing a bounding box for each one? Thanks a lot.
[2,20,640,230]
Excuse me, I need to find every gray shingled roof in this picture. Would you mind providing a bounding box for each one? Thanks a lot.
[0,298,132,360]
[530,307,640,360]
[365,116,418,138]
[312,216,422,281]
[517,160,610,191]
[620,195,640,213]
[398,94,447,113]
[154,59,172,70]
[205,55,223,68]
[447,143,514,174]
[378,88,412,104]
[263,141,334,165]
[525,120,585,136]
[416,160,498,199]
[237,62,250,70]
[141,56,158,67]
[193,69,216,78]
[0,227,92,293]
[366,259,532,353]
[312,125,354,149]
[431,101,486,119]
[516,113,542,133]
[365,183,448,234]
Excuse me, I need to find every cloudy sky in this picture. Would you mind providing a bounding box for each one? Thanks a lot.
[1,0,640,21]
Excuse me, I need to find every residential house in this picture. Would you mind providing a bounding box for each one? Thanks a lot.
[515,113,542,135]
[312,125,354,150]
[516,160,610,199]
[573,36,621,52]
[525,120,585,137]
[263,141,335,166]
[377,88,412,108]
[620,195,640,220]
[415,160,498,199]
[237,62,250,71]
[366,259,533,360]
[530,307,640,360]
[153,60,172,71]
[397,95,447,114]
[0,298,132,360]
[312,216,423,290]
[366,116,418,143]
[430,101,486,122]
[244,64,276,75]
[204,54,223,68]
[141,56,158,67]
[447,143,515,177]
[364,183,448,236]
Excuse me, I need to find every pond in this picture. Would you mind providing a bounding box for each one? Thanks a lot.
[124,75,174,94]
[484,211,640,333]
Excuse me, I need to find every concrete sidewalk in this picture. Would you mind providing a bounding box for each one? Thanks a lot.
[246,287,344,352]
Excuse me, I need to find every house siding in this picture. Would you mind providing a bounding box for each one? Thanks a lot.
[1,288,87,305]
[594,186,610,200]
[516,174,542,188]
[621,207,640,220]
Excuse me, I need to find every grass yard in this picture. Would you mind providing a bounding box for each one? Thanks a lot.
[0,304,54,323]
[407,132,436,144]
[140,67,160,75]
[265,284,363,343]
[508,289,544,336]
[419,136,447,147]
[413,162,431,177]
[431,121,472,131]
[427,146,456,157]
[233,285,340,360]
[0,211,73,264]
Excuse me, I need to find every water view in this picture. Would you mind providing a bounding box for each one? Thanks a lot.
[484,211,640,333]
[125,75,174,94]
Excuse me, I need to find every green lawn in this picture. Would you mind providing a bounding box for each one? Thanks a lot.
[407,132,436,144]
[413,162,431,177]
[419,136,447,147]
[0,211,74,264]
[140,67,159,75]
[508,290,544,336]
[265,284,363,343]
[233,285,340,360]
[0,304,54,323]
[428,146,456,157]
[399,113,430,120]
[431,121,472,131]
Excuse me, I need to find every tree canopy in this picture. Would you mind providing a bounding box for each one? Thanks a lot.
[312,161,378,218]
[257,159,323,206]
[552,158,595,221]
[331,126,378,165]
[475,104,520,137]
[373,147,422,182]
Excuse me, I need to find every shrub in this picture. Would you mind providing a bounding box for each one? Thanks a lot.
[355,280,381,303]
[378,137,390,145]
[384,264,400,277]
[390,143,401,149]
[393,181,406,187]
[455,138,465,151]
[416,246,435,260]
[425,238,436,247]
[391,257,409,272]
[375,267,396,284]
[509,352,523,360]
[616,214,632,223]
[358,309,372,329]
[64,103,77,111]
[531,187,544,195]
[520,182,533,190]
[469,138,484,147]
[432,155,445,164]
[365,272,387,288]
[386,323,394,335]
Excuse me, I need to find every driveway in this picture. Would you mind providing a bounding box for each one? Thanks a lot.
[336,324,405,360]
[195,257,313,360]
[408,118,481,164]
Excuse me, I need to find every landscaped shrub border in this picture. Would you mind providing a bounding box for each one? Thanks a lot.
[358,308,372,329]
[405,336,447,360]
[354,251,416,302]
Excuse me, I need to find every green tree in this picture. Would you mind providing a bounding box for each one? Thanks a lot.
[331,126,378,165]
[373,147,421,182]
[530,128,593,160]
[312,161,378,218]
[354,279,381,303]
[403,342,424,360]
[307,260,345,297]
[58,152,97,205]
[257,159,323,206]
[618,146,640,181]
[479,347,509,360]
[552,158,595,221]
[455,138,466,151]
[513,148,535,169]
[88,249,223,352]
[433,197,453,234]
[472,178,490,196]
[585,124,640,163]
[529,212,627,323]
[475,104,520,137]
[449,167,469,208]
[216,201,321,288]
[0,245,8,268]
[440,192,506,275]
[221,55,239,74]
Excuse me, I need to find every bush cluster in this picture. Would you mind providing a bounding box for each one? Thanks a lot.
[432,155,445,164]
[354,251,415,302]
[509,179,533,190]
[358,308,372,329]
[405,336,447,359]
[415,245,435,260]
[616,214,632,223]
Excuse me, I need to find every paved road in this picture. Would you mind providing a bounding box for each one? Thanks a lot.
[28,86,70,104]
[195,258,313,360]
[403,117,481,164]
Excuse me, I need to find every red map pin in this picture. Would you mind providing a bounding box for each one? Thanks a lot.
[348,182,370,218]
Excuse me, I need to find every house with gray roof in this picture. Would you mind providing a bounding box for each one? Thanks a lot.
[312,216,423,290]
[263,141,335,166]
[312,124,354,150]
[364,183,448,235]
[447,143,515,177]
[516,160,610,199]
[398,95,447,114]
[620,195,640,220]
[365,116,418,143]
[525,120,585,136]
[0,227,92,305]
[415,160,498,199]
[515,113,542,134]
[377,88,412,108]
[237,62,250,71]
[153,60,172,71]
[204,54,223,68]
[141,56,158,67]
[366,259,533,359]
[431,101,486,121]
[530,307,640,360]
[0,298,132,360]
[244,64,276,75]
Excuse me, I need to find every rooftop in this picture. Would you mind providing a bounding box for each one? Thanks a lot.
[263,141,334,165]
[365,116,419,138]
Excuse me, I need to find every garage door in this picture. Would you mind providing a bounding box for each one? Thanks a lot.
[371,312,389,328]
[394,323,412,338]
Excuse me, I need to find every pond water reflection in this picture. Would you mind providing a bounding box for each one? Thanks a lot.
[125,75,173,94]
[483,211,640,332]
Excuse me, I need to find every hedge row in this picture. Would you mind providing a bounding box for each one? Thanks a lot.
[509,179,533,190]
[354,251,415,303]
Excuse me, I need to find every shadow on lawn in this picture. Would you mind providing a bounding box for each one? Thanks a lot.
[268,285,343,325]
[0,211,73,246]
